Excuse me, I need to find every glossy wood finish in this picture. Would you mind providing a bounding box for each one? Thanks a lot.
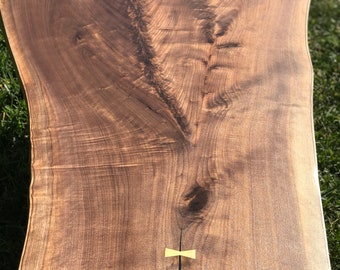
[1,0,330,269]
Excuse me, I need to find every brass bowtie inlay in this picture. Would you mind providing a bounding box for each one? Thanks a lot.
[165,248,196,259]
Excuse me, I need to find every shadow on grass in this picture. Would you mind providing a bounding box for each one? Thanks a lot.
[0,28,30,269]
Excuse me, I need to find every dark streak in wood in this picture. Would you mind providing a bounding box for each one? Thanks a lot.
[216,42,241,49]
[216,9,239,37]
[207,91,231,109]
[186,186,209,213]
[127,0,191,135]
[188,0,217,43]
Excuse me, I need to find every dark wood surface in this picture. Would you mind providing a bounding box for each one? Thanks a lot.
[1,0,330,269]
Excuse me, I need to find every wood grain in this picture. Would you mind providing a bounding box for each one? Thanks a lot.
[1,0,330,269]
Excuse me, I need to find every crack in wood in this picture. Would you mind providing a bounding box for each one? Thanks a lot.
[179,229,183,270]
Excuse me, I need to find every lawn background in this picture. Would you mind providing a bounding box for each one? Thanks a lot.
[1,0,339,269]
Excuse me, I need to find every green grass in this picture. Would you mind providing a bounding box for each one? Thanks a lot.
[0,0,339,269]
[0,29,30,269]
[309,0,340,268]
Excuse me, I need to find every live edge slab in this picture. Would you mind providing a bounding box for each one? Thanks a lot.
[0,0,330,269]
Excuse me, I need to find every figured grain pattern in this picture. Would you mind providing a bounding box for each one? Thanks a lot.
[0,0,330,269]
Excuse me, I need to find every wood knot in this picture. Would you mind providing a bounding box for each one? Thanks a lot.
[178,184,211,228]
[184,185,209,213]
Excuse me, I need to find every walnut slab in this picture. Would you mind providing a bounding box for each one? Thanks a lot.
[0,0,330,269]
